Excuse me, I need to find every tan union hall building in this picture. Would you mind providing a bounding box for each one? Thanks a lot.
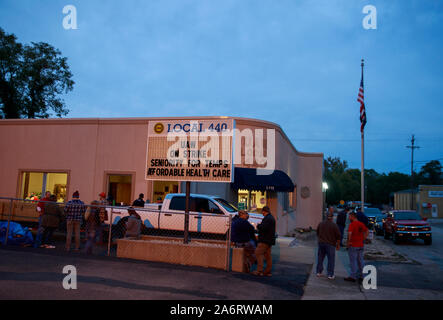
[0,116,324,235]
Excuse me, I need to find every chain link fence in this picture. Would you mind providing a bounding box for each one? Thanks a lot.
[0,197,240,271]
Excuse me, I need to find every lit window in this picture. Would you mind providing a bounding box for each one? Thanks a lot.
[237,189,267,212]
[21,172,68,202]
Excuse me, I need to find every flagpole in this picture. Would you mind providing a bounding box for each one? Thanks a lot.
[361,59,365,213]
[361,127,365,213]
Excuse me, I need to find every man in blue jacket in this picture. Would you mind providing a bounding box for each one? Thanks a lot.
[252,206,276,277]
[231,210,257,272]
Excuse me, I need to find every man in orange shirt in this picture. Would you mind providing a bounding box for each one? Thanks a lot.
[344,211,369,283]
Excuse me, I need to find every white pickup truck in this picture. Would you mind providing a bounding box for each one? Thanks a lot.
[107,193,263,235]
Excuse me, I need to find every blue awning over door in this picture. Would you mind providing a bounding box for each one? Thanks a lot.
[232,167,295,192]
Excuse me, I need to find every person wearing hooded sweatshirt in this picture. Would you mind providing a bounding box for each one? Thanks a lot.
[125,207,142,238]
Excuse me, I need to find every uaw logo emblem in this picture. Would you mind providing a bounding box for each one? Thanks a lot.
[154,123,164,134]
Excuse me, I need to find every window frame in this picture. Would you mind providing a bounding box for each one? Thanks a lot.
[103,171,136,206]
[17,169,71,201]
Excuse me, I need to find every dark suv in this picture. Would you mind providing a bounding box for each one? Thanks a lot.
[363,207,384,232]
[383,210,432,245]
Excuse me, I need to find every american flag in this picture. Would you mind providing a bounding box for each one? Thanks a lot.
[357,69,367,133]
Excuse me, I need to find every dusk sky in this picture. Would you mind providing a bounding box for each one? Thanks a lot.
[1,0,442,174]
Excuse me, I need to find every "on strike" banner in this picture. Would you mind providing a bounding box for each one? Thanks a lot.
[146,119,235,183]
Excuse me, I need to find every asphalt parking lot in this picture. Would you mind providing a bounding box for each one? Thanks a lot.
[0,237,312,300]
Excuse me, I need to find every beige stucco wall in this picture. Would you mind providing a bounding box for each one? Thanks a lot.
[234,118,323,232]
[0,119,152,204]
[417,185,443,218]
[0,116,323,231]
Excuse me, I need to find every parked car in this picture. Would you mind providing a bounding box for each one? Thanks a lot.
[363,207,385,233]
[383,210,432,245]
[373,214,385,236]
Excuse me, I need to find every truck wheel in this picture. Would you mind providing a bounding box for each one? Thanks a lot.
[424,238,432,245]
[392,232,400,244]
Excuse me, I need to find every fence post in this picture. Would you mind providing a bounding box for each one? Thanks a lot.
[107,208,114,256]
[4,199,13,246]
[225,215,232,271]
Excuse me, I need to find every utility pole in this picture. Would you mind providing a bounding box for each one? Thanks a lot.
[406,134,420,210]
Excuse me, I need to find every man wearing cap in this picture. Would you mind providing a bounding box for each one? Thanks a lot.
[34,191,51,248]
[316,212,341,279]
[132,193,145,207]
[64,191,87,252]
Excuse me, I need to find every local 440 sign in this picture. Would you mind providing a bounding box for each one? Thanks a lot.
[146,119,234,183]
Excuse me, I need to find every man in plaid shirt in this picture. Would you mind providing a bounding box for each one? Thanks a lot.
[64,190,86,251]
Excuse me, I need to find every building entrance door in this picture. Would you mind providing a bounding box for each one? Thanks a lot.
[107,174,132,206]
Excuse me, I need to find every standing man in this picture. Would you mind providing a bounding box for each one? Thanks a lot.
[316,211,341,279]
[336,207,348,247]
[64,190,86,252]
[85,200,101,254]
[252,206,276,277]
[356,207,369,228]
[40,194,62,248]
[34,191,51,248]
[96,192,108,244]
[345,211,369,283]
[132,193,145,207]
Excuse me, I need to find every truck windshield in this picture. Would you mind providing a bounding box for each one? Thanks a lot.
[364,208,382,216]
[394,211,422,220]
[214,198,238,213]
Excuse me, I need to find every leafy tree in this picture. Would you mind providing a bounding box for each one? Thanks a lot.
[323,157,350,204]
[376,172,410,205]
[0,28,23,118]
[323,156,412,206]
[417,160,442,185]
[324,156,348,174]
[0,27,74,118]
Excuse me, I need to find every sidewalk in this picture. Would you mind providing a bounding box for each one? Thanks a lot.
[301,246,366,300]
[299,237,443,300]
[274,236,368,300]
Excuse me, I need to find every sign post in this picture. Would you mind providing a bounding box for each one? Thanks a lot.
[145,118,235,244]
[184,181,191,243]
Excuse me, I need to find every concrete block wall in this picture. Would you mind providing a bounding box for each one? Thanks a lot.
[116,236,245,272]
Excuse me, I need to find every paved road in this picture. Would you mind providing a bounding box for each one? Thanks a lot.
[362,222,443,299]
[0,238,311,300]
